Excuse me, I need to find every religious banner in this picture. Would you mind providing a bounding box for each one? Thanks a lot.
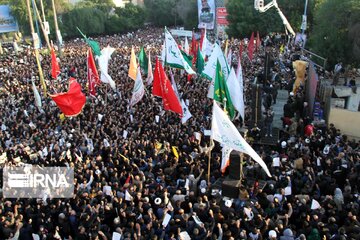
[198,0,215,29]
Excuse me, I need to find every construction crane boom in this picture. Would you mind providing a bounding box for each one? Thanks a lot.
[254,0,296,37]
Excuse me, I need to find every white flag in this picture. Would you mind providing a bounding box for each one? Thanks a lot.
[211,102,271,177]
[32,234,40,240]
[112,232,122,240]
[221,146,232,173]
[201,28,207,57]
[203,43,230,81]
[181,99,192,124]
[125,190,133,201]
[31,80,42,111]
[129,67,145,107]
[227,68,244,120]
[161,40,166,66]
[169,68,180,101]
[226,48,232,68]
[97,46,116,90]
[200,29,213,58]
[164,28,195,75]
[103,139,110,148]
[311,199,321,210]
[184,37,190,55]
[146,51,153,85]
[236,59,245,120]
[204,43,230,99]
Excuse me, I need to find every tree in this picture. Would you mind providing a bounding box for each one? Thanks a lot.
[115,3,146,31]
[5,0,29,34]
[225,0,318,38]
[175,0,197,29]
[144,0,178,27]
[226,0,283,38]
[61,7,106,38]
[308,0,360,67]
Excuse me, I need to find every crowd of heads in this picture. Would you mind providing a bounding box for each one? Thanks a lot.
[0,27,359,240]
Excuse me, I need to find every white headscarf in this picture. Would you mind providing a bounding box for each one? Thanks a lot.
[334,188,344,209]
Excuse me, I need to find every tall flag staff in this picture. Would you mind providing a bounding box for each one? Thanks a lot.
[25,0,47,97]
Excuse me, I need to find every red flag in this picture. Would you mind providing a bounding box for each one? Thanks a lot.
[51,48,60,79]
[199,28,205,50]
[125,175,131,184]
[239,40,243,63]
[159,63,183,116]
[187,74,192,82]
[192,41,198,66]
[256,31,261,52]
[191,30,196,56]
[50,78,86,117]
[87,48,100,97]
[152,57,162,97]
[248,32,255,63]
[152,57,182,116]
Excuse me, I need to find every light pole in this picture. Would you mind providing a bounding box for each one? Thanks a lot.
[301,0,308,48]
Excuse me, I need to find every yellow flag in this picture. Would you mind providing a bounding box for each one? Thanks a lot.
[59,113,66,121]
[224,39,229,56]
[155,142,162,150]
[280,44,284,54]
[119,153,129,161]
[172,146,179,159]
[128,46,137,80]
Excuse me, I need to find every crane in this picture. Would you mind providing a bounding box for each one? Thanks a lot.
[254,0,296,37]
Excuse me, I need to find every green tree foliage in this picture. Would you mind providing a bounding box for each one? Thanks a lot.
[82,0,115,7]
[143,0,197,29]
[115,3,146,30]
[0,0,70,36]
[226,0,283,38]
[309,0,360,67]
[176,0,198,29]
[225,0,317,38]
[61,7,106,38]
[4,0,29,34]
[144,0,178,27]
[105,3,146,34]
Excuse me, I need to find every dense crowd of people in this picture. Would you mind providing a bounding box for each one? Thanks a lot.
[0,27,359,240]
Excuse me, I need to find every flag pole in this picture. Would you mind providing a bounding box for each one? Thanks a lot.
[26,0,47,97]
[51,0,62,56]
[32,0,51,51]
[239,130,248,184]
[207,141,211,184]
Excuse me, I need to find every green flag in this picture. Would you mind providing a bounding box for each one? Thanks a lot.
[77,27,101,56]
[196,46,204,74]
[214,60,235,119]
[180,49,193,67]
[138,46,148,73]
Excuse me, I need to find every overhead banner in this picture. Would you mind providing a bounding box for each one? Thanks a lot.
[216,7,228,26]
[0,5,19,33]
[198,0,215,29]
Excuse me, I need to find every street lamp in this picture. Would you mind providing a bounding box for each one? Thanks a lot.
[300,0,308,48]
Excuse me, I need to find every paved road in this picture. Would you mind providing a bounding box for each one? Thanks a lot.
[272,90,288,129]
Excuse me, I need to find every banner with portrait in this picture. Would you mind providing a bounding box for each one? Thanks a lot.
[198,0,215,29]
[0,5,19,33]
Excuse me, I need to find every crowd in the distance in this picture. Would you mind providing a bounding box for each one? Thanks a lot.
[0,27,359,240]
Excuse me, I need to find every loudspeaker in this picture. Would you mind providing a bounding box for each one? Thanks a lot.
[229,151,241,180]
[222,178,241,198]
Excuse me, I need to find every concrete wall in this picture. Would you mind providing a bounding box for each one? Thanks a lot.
[328,108,360,139]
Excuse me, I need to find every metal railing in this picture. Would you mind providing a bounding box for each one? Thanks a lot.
[301,48,327,70]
